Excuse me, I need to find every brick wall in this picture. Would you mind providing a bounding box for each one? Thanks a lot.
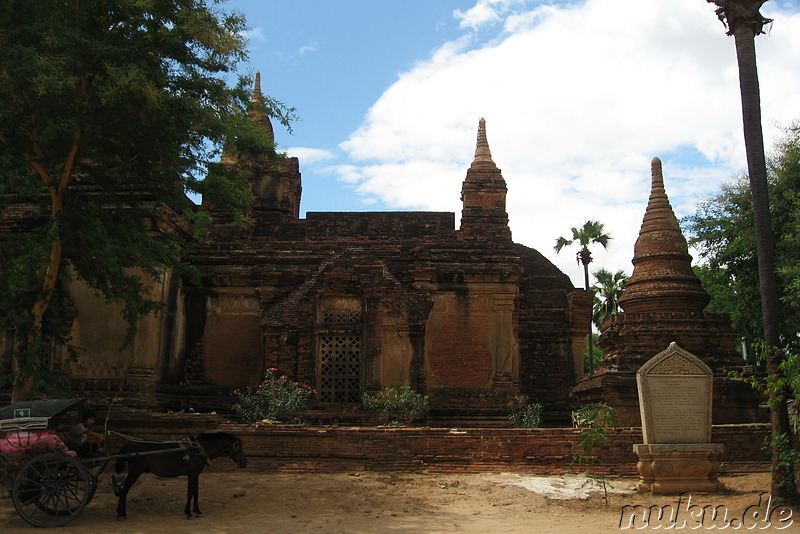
[216,424,770,475]
[105,410,770,475]
[428,293,492,387]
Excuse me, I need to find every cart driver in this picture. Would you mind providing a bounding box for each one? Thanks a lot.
[64,410,103,457]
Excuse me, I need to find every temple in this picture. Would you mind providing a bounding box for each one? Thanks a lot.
[1,78,764,427]
[1,78,592,425]
[181,110,591,425]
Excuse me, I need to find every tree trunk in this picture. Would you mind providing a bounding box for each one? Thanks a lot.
[11,165,67,403]
[11,234,62,403]
[580,248,594,374]
[733,22,794,500]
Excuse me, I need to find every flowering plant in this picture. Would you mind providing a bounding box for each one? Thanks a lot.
[362,385,428,426]
[233,369,315,423]
[507,394,542,428]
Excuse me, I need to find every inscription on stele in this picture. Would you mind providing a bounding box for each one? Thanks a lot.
[637,342,713,444]
[646,375,707,443]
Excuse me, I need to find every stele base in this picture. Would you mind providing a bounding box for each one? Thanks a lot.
[633,443,724,494]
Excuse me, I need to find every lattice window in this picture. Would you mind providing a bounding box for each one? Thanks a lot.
[323,312,361,324]
[318,335,361,403]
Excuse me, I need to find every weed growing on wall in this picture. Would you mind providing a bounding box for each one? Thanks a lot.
[507,395,543,428]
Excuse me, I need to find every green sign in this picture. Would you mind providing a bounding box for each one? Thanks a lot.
[14,408,31,418]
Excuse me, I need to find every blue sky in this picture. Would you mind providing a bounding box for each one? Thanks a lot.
[224,0,800,287]
[227,0,479,210]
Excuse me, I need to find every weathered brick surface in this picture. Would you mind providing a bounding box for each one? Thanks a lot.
[206,424,768,475]
[202,315,263,387]
[427,293,492,387]
[100,410,770,475]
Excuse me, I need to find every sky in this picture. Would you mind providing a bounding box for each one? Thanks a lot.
[224,0,800,288]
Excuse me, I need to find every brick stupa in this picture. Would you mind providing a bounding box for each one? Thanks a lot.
[572,158,765,425]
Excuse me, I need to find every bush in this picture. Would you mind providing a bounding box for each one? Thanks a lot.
[362,385,428,425]
[507,395,542,428]
[233,369,315,423]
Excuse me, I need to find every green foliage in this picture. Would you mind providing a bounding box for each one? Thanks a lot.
[571,403,619,505]
[591,268,627,330]
[555,220,613,373]
[728,344,800,497]
[0,0,295,397]
[684,122,800,354]
[554,220,612,255]
[766,349,800,494]
[361,385,428,426]
[233,369,315,424]
[507,394,542,428]
[767,432,800,494]
[583,334,603,372]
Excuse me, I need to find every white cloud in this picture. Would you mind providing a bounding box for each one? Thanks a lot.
[337,0,800,286]
[241,27,266,43]
[454,0,537,30]
[286,147,335,164]
[298,43,318,56]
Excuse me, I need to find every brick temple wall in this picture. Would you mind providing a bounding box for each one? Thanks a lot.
[109,411,770,475]
[188,208,586,421]
[97,412,770,475]
[222,424,768,475]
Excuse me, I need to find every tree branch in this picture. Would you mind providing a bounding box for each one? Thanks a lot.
[60,132,81,191]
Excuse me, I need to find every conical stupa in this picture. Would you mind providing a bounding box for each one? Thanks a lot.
[572,158,763,426]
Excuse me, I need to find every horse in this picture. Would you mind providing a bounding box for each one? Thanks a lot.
[114,432,247,520]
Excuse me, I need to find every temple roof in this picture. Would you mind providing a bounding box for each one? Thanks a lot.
[617,157,710,314]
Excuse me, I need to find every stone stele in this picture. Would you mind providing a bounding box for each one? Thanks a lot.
[633,342,724,493]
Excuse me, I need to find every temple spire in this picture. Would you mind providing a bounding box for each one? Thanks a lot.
[472,117,495,167]
[617,157,709,314]
[248,71,274,143]
[459,118,510,240]
[251,71,263,103]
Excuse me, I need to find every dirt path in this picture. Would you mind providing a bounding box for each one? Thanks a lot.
[2,470,798,532]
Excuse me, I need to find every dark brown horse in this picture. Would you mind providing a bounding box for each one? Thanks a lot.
[114,432,247,520]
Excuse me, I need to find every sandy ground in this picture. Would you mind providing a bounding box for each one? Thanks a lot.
[2,468,799,533]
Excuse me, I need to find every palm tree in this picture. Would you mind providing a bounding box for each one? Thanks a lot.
[592,268,627,330]
[554,220,612,373]
[707,0,793,499]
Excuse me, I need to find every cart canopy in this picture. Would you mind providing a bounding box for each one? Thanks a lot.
[0,398,85,422]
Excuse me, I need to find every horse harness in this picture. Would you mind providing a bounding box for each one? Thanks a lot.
[180,436,240,465]
[180,436,212,465]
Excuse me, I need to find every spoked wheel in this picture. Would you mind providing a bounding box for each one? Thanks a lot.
[12,452,92,527]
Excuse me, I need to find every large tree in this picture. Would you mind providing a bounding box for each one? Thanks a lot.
[554,219,612,373]
[686,123,800,356]
[0,0,292,401]
[706,0,794,499]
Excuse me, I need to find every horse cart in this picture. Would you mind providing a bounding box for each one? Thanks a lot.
[1,398,189,527]
[0,399,106,527]
[1,399,247,527]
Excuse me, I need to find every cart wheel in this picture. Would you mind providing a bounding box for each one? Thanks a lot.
[12,452,92,527]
